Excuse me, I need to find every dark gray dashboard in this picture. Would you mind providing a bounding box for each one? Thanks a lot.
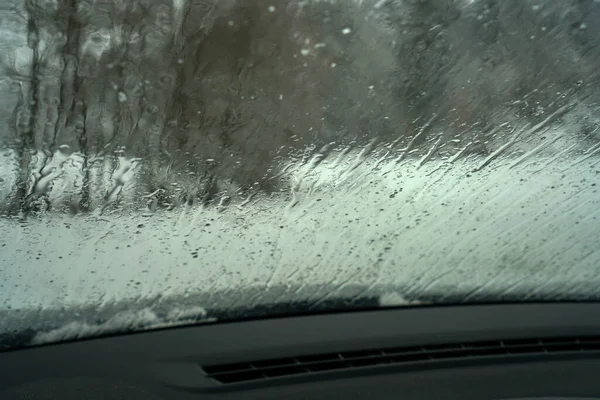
[2,303,600,399]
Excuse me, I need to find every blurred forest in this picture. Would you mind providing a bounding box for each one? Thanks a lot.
[0,0,599,213]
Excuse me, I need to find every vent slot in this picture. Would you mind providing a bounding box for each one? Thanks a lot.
[202,336,600,384]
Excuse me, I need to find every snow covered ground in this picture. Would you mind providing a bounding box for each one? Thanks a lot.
[1,136,599,329]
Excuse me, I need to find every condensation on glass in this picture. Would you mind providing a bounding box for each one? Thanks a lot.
[0,0,599,346]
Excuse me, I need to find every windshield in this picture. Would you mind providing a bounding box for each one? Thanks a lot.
[1,0,600,349]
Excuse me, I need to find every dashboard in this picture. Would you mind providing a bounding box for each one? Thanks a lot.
[1,303,600,399]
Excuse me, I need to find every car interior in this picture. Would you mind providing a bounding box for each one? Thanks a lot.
[2,302,600,399]
[2,1,600,399]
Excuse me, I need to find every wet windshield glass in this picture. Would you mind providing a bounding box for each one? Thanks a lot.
[1,0,599,348]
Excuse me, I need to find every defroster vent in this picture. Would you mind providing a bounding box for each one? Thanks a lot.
[202,336,600,384]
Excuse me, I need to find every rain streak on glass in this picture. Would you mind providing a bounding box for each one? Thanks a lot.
[0,0,600,343]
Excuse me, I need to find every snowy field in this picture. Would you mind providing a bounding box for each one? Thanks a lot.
[1,134,600,340]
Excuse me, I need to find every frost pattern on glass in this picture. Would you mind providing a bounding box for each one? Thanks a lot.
[1,0,600,345]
